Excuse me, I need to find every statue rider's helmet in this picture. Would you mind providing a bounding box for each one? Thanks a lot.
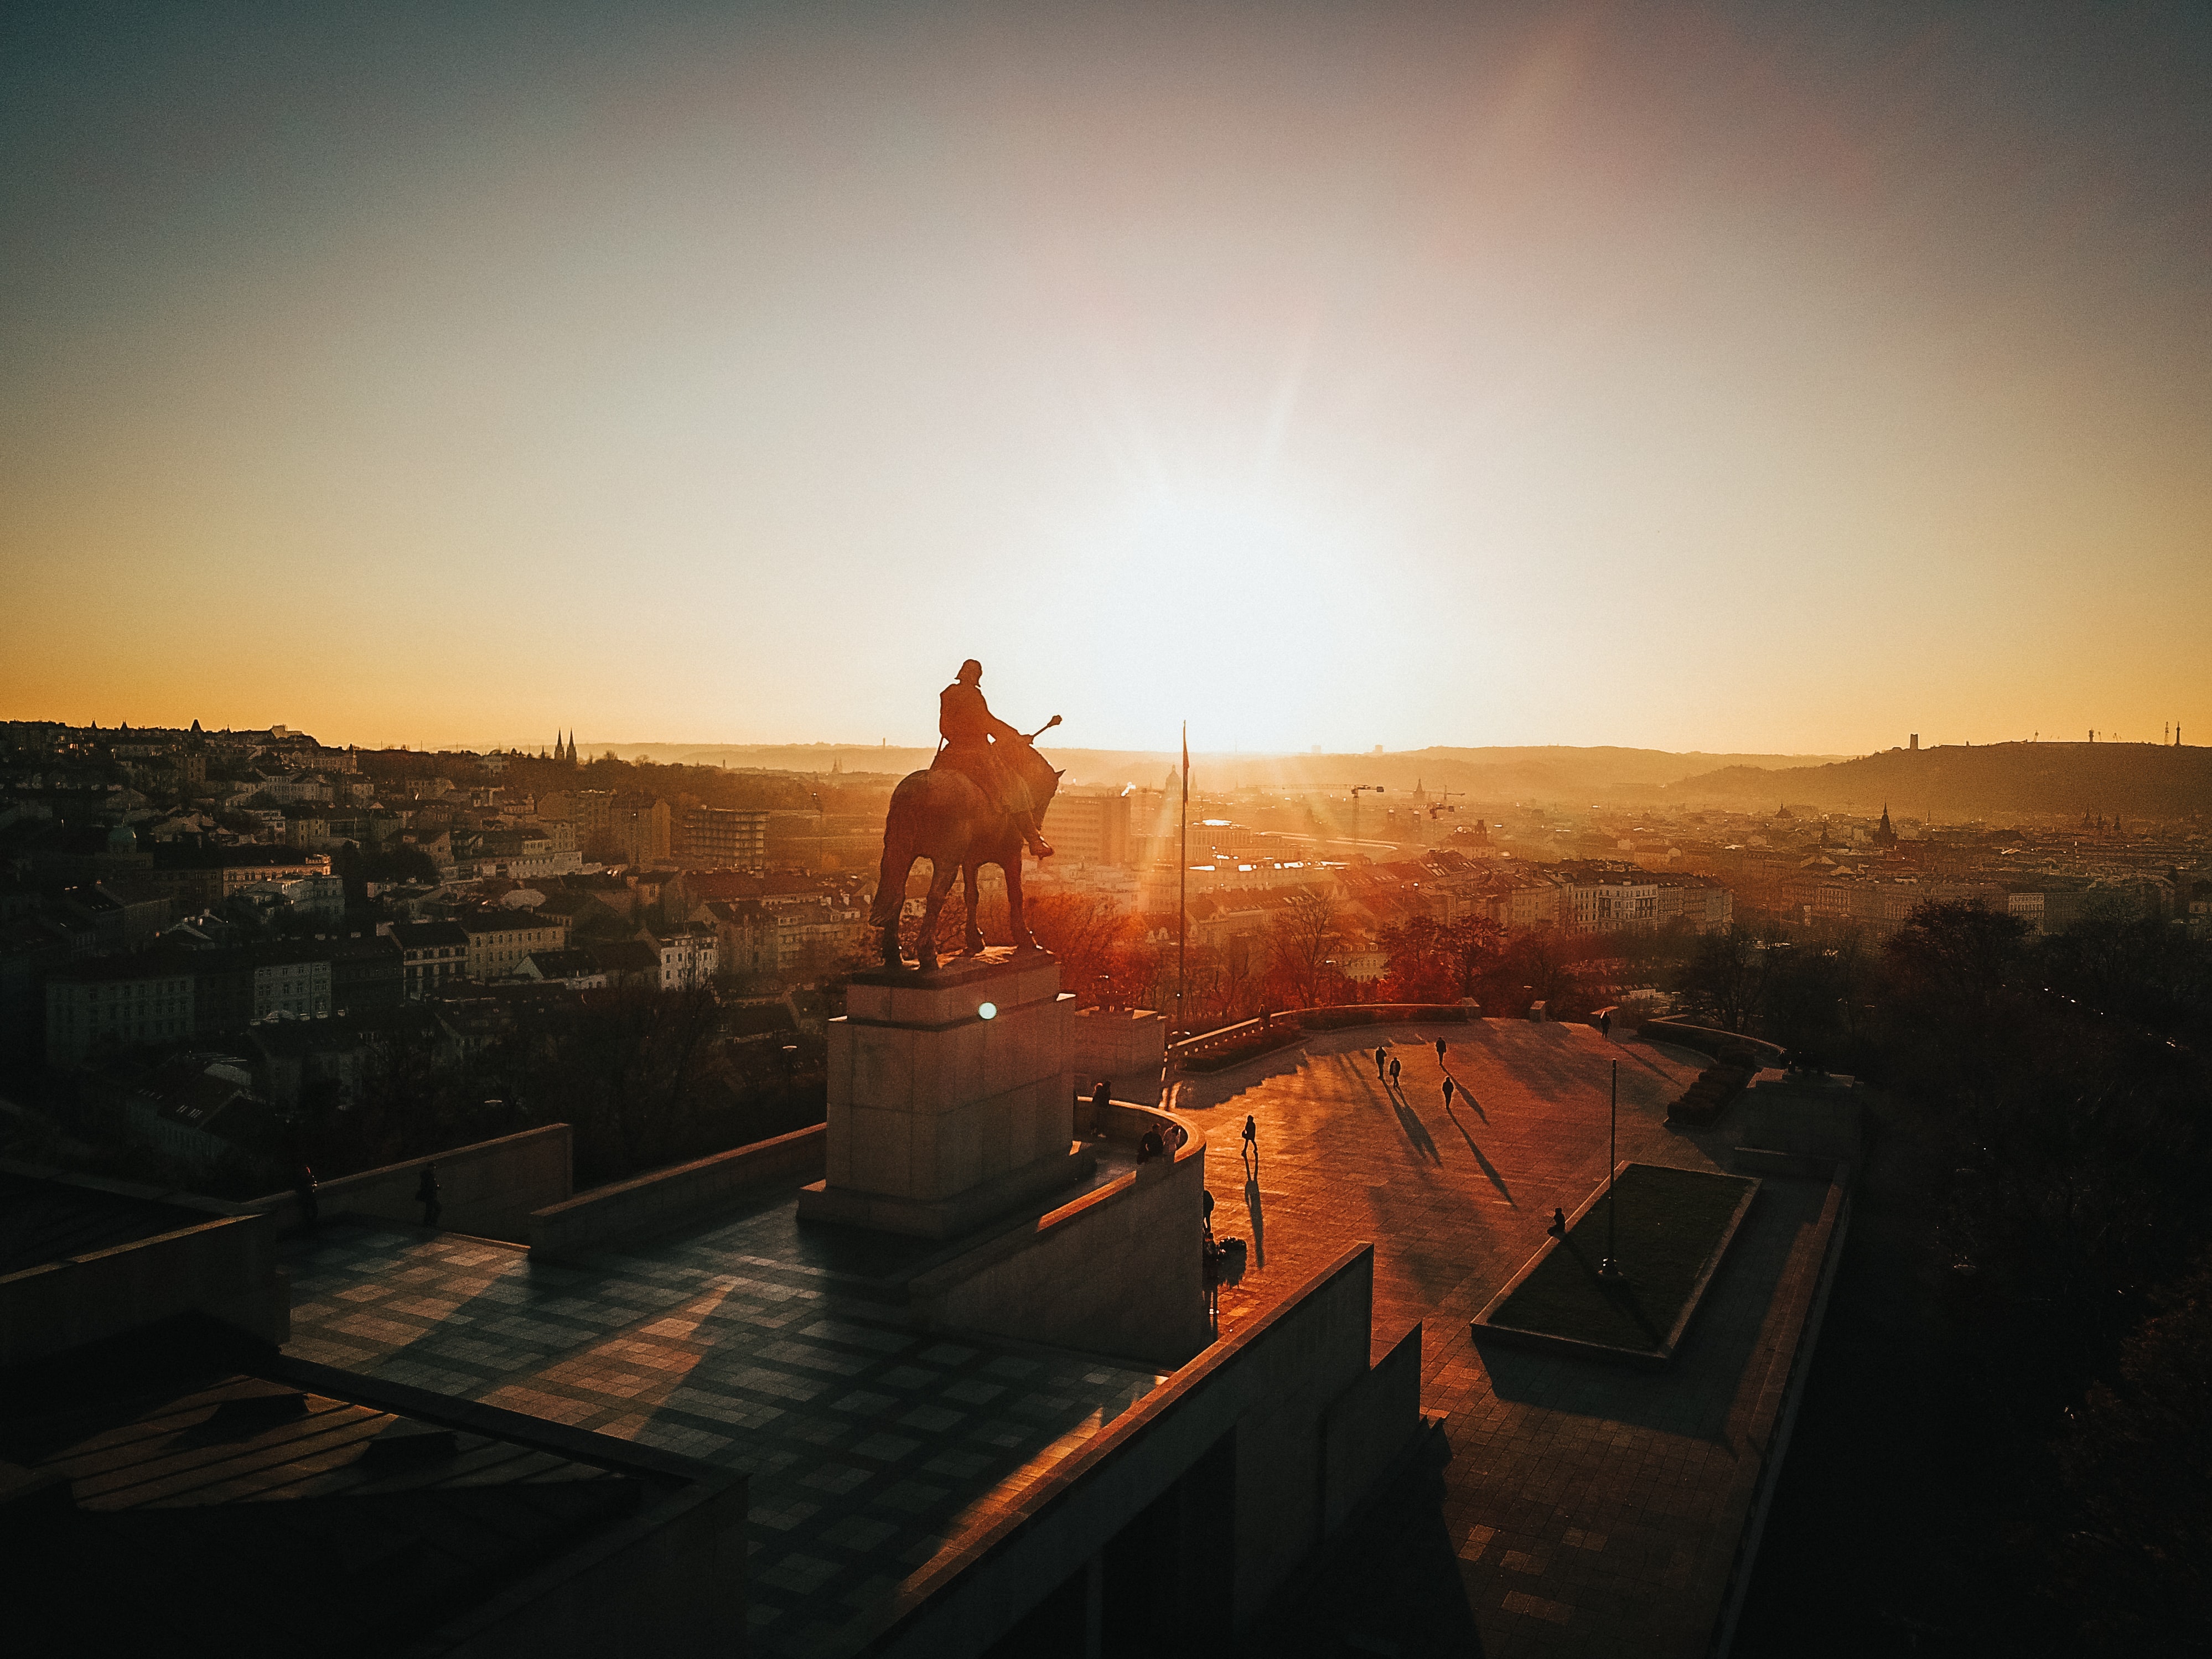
[957,660,982,685]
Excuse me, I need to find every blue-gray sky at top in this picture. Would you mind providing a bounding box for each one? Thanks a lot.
[3,1,2207,753]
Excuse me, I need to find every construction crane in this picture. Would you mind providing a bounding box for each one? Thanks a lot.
[1428,788,1466,821]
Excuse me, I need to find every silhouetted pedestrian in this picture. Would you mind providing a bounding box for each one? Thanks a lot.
[1442,1076,1455,1107]
[1091,1078,1111,1138]
[1599,1012,1612,1037]
[1549,1206,1567,1238]
[1138,1127,1164,1164]
[293,1162,319,1231]
[1389,1056,1401,1087]
[415,1161,442,1229]
[1374,1046,1387,1079]
[1241,1113,1258,1175]
[1435,1036,1447,1062]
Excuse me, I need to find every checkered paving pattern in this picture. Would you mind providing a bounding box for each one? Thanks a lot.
[284,1200,1161,1659]
[1176,1020,1842,1658]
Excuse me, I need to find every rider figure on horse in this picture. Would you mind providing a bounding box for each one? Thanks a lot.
[935,659,1053,859]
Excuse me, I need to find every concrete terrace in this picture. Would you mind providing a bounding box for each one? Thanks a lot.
[281,1157,1161,1659]
[1174,1018,1844,1658]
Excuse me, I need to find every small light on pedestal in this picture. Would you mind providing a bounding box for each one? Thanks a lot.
[977,1002,997,1020]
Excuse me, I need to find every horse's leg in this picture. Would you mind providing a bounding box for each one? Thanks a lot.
[1004,840,1034,952]
[963,861,985,955]
[874,847,914,968]
[917,858,959,972]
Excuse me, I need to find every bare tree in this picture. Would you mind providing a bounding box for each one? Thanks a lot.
[1267,889,1340,1007]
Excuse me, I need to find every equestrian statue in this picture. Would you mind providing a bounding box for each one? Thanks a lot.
[869,659,1063,970]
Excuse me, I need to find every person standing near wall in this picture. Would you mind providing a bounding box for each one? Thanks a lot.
[293,1161,319,1231]
[415,1161,442,1229]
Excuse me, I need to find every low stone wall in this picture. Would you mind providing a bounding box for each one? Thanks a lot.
[1,1209,287,1366]
[530,1124,825,1261]
[1642,1018,1786,1069]
[1175,1004,1484,1074]
[909,1106,1210,1367]
[1732,1147,1847,1181]
[251,1124,573,1243]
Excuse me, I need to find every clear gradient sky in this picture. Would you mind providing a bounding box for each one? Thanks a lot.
[3,1,2207,755]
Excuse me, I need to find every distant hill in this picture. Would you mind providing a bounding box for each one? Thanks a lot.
[1669,743,2212,818]
[584,742,1848,801]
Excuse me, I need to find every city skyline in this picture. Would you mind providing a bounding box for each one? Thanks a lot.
[6,1,2209,755]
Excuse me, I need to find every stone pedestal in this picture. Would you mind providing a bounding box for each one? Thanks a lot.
[797,948,1091,1239]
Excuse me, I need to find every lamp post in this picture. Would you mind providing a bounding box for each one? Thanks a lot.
[1177,722,1189,1039]
[1600,1059,1621,1278]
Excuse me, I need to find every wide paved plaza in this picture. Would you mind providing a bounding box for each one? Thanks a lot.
[1174,1019,1843,1658]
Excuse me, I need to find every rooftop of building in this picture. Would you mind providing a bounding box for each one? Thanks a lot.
[0,1314,721,1659]
[278,1143,1156,1659]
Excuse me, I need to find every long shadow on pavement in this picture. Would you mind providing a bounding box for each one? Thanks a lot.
[1386,1082,1443,1164]
[1440,1100,1515,1205]
[1244,1175,1267,1270]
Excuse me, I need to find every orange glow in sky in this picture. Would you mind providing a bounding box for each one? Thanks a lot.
[3,3,2207,754]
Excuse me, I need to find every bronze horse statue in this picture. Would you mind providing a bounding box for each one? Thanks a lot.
[869,718,1063,970]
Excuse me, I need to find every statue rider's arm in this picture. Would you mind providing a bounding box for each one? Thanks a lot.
[980,704,1027,745]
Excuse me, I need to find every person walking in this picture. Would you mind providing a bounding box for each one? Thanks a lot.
[1549,1206,1567,1237]
[1091,1078,1111,1139]
[1434,1036,1448,1062]
[1442,1076,1456,1107]
[415,1160,442,1230]
[1241,1113,1258,1176]
[1374,1046,1387,1079]
[1389,1056,1401,1088]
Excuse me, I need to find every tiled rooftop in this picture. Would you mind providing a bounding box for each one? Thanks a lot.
[282,1171,1162,1659]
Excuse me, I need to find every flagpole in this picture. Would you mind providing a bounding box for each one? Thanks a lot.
[1178,721,1189,1038]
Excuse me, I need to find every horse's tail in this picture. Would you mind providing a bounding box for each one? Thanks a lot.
[870,774,926,929]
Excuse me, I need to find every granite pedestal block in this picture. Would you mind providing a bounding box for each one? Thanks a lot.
[799,948,1091,1238]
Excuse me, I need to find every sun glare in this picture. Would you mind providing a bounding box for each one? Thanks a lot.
[1051,483,1398,748]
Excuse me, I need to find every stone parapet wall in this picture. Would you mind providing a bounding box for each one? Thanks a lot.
[530,1124,826,1261]
[250,1123,573,1243]
[0,1208,287,1366]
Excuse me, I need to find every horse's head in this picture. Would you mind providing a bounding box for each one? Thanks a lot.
[1004,740,1063,818]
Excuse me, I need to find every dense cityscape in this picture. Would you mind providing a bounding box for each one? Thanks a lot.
[7,715,2206,1197]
